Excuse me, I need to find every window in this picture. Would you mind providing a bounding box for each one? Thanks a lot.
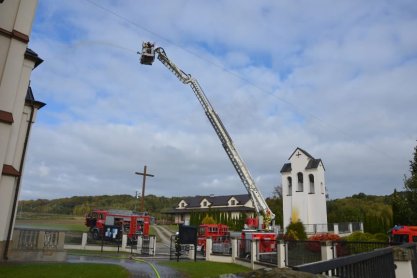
[230,200,236,206]
[309,174,315,194]
[203,201,207,207]
[287,177,292,196]
[180,202,185,207]
[297,172,303,192]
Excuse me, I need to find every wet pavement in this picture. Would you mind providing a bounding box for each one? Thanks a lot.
[67,254,183,278]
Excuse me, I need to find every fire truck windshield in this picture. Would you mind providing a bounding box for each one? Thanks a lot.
[392,234,409,243]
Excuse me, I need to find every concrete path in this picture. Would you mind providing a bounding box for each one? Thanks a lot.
[67,254,183,278]
[153,225,175,245]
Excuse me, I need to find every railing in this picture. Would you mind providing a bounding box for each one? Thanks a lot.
[332,241,389,258]
[285,240,322,267]
[303,222,363,235]
[210,236,232,256]
[14,228,63,250]
[10,228,66,261]
[339,222,351,234]
[292,246,396,278]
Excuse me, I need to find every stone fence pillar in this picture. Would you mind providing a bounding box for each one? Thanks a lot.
[206,237,212,261]
[321,241,333,261]
[231,238,238,262]
[333,223,339,235]
[277,240,286,268]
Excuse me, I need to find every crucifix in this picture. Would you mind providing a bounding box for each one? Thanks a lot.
[135,165,154,212]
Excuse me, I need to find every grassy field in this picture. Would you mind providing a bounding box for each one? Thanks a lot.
[162,261,251,278]
[0,263,130,278]
[15,214,88,232]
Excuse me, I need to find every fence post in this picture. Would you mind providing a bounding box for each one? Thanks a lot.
[152,235,156,256]
[348,223,353,234]
[121,234,127,250]
[360,222,364,232]
[277,240,286,268]
[251,240,257,270]
[206,237,212,261]
[37,231,45,249]
[334,223,339,235]
[137,236,143,254]
[321,241,333,261]
[393,246,414,278]
[231,238,237,262]
[81,233,88,248]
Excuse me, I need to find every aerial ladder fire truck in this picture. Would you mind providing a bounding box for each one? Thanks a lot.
[139,42,277,255]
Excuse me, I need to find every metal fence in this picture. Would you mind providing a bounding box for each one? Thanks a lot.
[285,240,322,267]
[169,235,193,261]
[210,236,232,255]
[293,246,396,278]
[332,241,389,258]
[236,238,251,260]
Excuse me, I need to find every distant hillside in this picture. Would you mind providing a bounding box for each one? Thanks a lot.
[18,194,183,222]
[18,192,395,233]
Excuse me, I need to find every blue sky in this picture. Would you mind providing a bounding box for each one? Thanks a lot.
[22,0,417,200]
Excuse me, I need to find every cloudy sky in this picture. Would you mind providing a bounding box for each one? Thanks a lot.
[22,0,417,201]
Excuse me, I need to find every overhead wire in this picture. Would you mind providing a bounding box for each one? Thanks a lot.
[83,0,397,161]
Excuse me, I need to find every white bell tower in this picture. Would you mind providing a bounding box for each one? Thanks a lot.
[281,148,327,233]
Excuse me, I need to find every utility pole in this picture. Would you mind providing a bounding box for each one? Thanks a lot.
[135,165,154,212]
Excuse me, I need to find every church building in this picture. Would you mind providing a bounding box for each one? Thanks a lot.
[280,148,327,233]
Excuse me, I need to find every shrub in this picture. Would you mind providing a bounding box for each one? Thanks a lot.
[344,232,374,242]
[372,233,389,242]
[285,220,307,240]
[307,233,341,253]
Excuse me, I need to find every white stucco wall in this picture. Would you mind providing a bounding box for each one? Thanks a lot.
[0,0,39,253]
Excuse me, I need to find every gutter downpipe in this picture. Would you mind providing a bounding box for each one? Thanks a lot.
[3,101,35,260]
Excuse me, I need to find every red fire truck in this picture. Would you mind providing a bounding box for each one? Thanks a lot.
[85,209,150,242]
[197,224,230,255]
[389,225,417,243]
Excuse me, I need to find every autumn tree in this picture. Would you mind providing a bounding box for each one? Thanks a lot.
[403,142,417,223]
[266,185,284,228]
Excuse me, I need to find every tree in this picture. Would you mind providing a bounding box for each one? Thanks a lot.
[201,215,216,224]
[266,185,284,228]
[285,220,307,240]
[392,142,417,224]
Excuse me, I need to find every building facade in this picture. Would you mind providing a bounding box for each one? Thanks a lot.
[281,148,328,232]
[0,0,43,260]
[169,194,256,225]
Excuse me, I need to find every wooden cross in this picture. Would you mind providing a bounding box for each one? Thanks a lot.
[135,165,154,212]
[296,151,302,158]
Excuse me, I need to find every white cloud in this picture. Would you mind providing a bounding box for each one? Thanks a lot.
[21,0,417,201]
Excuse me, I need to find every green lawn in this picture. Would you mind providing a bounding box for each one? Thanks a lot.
[15,215,88,232]
[0,263,130,278]
[161,261,251,278]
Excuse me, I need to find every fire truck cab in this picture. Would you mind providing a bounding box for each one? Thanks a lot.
[85,209,150,242]
[389,225,417,243]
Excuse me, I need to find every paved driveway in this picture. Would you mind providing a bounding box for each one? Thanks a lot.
[67,254,183,278]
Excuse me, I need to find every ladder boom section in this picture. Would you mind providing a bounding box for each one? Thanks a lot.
[150,46,275,221]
